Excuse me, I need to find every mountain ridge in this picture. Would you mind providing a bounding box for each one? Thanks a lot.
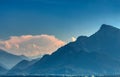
[0,49,29,69]
[8,24,120,75]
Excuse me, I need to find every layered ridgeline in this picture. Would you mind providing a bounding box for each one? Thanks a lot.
[0,63,8,75]
[8,24,120,75]
[7,58,40,75]
[0,49,29,69]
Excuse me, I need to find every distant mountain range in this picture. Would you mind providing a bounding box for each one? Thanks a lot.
[0,49,30,69]
[7,58,40,75]
[25,24,120,75]
[0,63,8,75]
[2,24,120,75]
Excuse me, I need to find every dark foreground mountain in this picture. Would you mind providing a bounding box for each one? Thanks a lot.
[0,49,29,69]
[8,24,120,75]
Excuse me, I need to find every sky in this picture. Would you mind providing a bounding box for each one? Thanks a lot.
[0,0,120,58]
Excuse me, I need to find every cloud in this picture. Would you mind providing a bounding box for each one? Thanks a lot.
[0,35,65,58]
[72,37,76,42]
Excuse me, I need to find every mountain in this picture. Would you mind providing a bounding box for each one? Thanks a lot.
[0,63,8,70]
[82,24,120,60]
[8,24,120,75]
[7,58,40,75]
[0,49,29,69]
[0,63,8,75]
[0,65,8,75]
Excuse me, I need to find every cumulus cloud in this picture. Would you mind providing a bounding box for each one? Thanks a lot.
[0,35,65,58]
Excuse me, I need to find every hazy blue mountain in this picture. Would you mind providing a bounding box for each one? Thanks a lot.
[7,58,40,75]
[0,49,29,69]
[0,65,8,75]
[0,62,8,75]
[8,24,120,75]
[0,63,8,70]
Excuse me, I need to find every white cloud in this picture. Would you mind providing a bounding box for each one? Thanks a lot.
[0,34,65,58]
[72,37,76,42]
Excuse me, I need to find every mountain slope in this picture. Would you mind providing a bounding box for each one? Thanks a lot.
[0,66,7,75]
[0,49,29,69]
[28,45,120,75]
[74,24,120,60]
[7,58,40,75]
[8,24,120,75]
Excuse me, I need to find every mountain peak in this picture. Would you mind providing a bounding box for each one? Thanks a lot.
[99,24,119,31]
[76,36,88,42]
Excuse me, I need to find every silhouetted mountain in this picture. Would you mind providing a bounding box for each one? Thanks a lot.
[20,55,31,61]
[0,49,29,69]
[72,24,120,61]
[8,24,120,75]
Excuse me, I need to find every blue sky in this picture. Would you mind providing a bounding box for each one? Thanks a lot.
[1,0,120,42]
